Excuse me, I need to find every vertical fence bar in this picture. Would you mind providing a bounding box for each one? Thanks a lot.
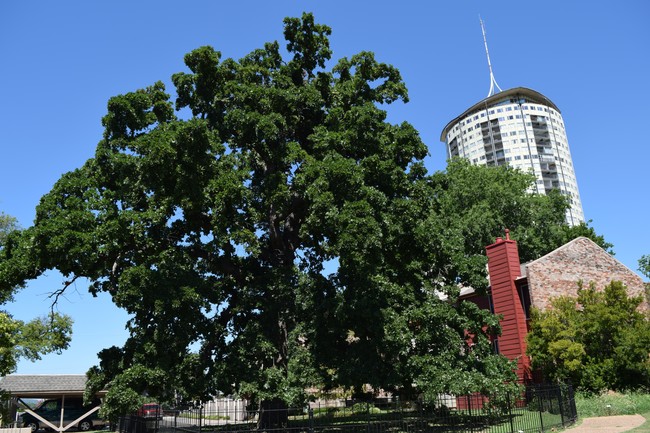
[366,401,370,433]
[557,385,565,427]
[308,407,314,433]
[507,392,515,433]
[467,395,473,433]
[538,389,545,433]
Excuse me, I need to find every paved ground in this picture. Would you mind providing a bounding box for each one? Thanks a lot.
[567,414,647,432]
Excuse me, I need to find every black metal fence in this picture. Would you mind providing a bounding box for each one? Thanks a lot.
[119,384,576,433]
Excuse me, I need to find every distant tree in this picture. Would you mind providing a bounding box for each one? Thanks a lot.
[0,312,73,376]
[560,220,613,255]
[427,159,610,279]
[0,212,73,376]
[0,13,608,417]
[640,255,650,280]
[526,280,650,393]
[640,255,650,302]
[0,213,19,248]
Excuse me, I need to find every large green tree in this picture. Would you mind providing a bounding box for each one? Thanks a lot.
[526,280,650,393]
[0,14,606,416]
[0,212,73,377]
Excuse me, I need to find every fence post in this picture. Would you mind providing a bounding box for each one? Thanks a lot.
[538,389,545,432]
[366,402,370,433]
[557,385,565,427]
[308,407,314,433]
[569,384,577,423]
[467,395,473,433]
[507,392,515,433]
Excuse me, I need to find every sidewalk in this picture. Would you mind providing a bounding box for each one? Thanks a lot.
[567,414,646,432]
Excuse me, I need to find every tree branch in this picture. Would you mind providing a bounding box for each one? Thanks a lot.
[47,276,79,318]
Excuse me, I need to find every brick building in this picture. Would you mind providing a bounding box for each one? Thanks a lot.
[464,231,648,383]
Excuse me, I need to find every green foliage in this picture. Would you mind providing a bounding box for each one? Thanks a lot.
[560,220,613,255]
[0,310,73,376]
[0,212,73,376]
[639,255,650,280]
[0,212,19,249]
[0,13,602,414]
[640,255,650,303]
[527,280,650,393]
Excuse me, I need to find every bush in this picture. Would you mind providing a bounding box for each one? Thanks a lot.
[527,280,650,393]
[349,403,382,415]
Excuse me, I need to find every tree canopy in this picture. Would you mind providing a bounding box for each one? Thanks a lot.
[0,212,73,377]
[0,13,608,414]
[526,280,650,393]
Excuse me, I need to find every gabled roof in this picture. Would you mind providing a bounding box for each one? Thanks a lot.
[0,375,94,397]
[527,237,594,267]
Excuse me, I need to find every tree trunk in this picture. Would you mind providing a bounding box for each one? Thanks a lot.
[257,398,288,431]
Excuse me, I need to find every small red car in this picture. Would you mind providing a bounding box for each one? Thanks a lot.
[137,403,162,419]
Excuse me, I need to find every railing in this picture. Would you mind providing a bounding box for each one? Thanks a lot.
[118,384,576,433]
[0,428,31,433]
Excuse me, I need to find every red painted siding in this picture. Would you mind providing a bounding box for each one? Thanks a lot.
[485,231,531,383]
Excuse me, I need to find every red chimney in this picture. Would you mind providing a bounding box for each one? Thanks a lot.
[485,229,531,383]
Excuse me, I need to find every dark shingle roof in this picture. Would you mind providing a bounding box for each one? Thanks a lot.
[0,375,88,397]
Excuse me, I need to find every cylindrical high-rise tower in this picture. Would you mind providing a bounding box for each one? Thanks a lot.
[440,87,584,225]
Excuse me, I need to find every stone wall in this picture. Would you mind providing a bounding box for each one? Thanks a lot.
[525,237,647,312]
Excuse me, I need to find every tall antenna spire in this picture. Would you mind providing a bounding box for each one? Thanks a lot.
[480,16,503,98]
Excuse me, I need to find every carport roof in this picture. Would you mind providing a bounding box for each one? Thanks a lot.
[0,375,96,398]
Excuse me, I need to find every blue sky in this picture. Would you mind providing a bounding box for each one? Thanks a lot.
[1,1,648,375]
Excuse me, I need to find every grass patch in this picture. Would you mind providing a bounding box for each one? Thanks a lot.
[576,392,650,417]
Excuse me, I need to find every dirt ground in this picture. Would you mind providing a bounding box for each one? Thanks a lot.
[567,414,647,432]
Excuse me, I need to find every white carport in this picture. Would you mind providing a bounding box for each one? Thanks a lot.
[0,375,105,432]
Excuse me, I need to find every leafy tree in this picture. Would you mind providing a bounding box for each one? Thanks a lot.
[0,213,19,248]
[559,220,613,255]
[640,255,650,279]
[640,255,650,304]
[526,280,650,393]
[0,212,73,376]
[422,159,609,288]
[0,14,605,416]
[0,312,73,376]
